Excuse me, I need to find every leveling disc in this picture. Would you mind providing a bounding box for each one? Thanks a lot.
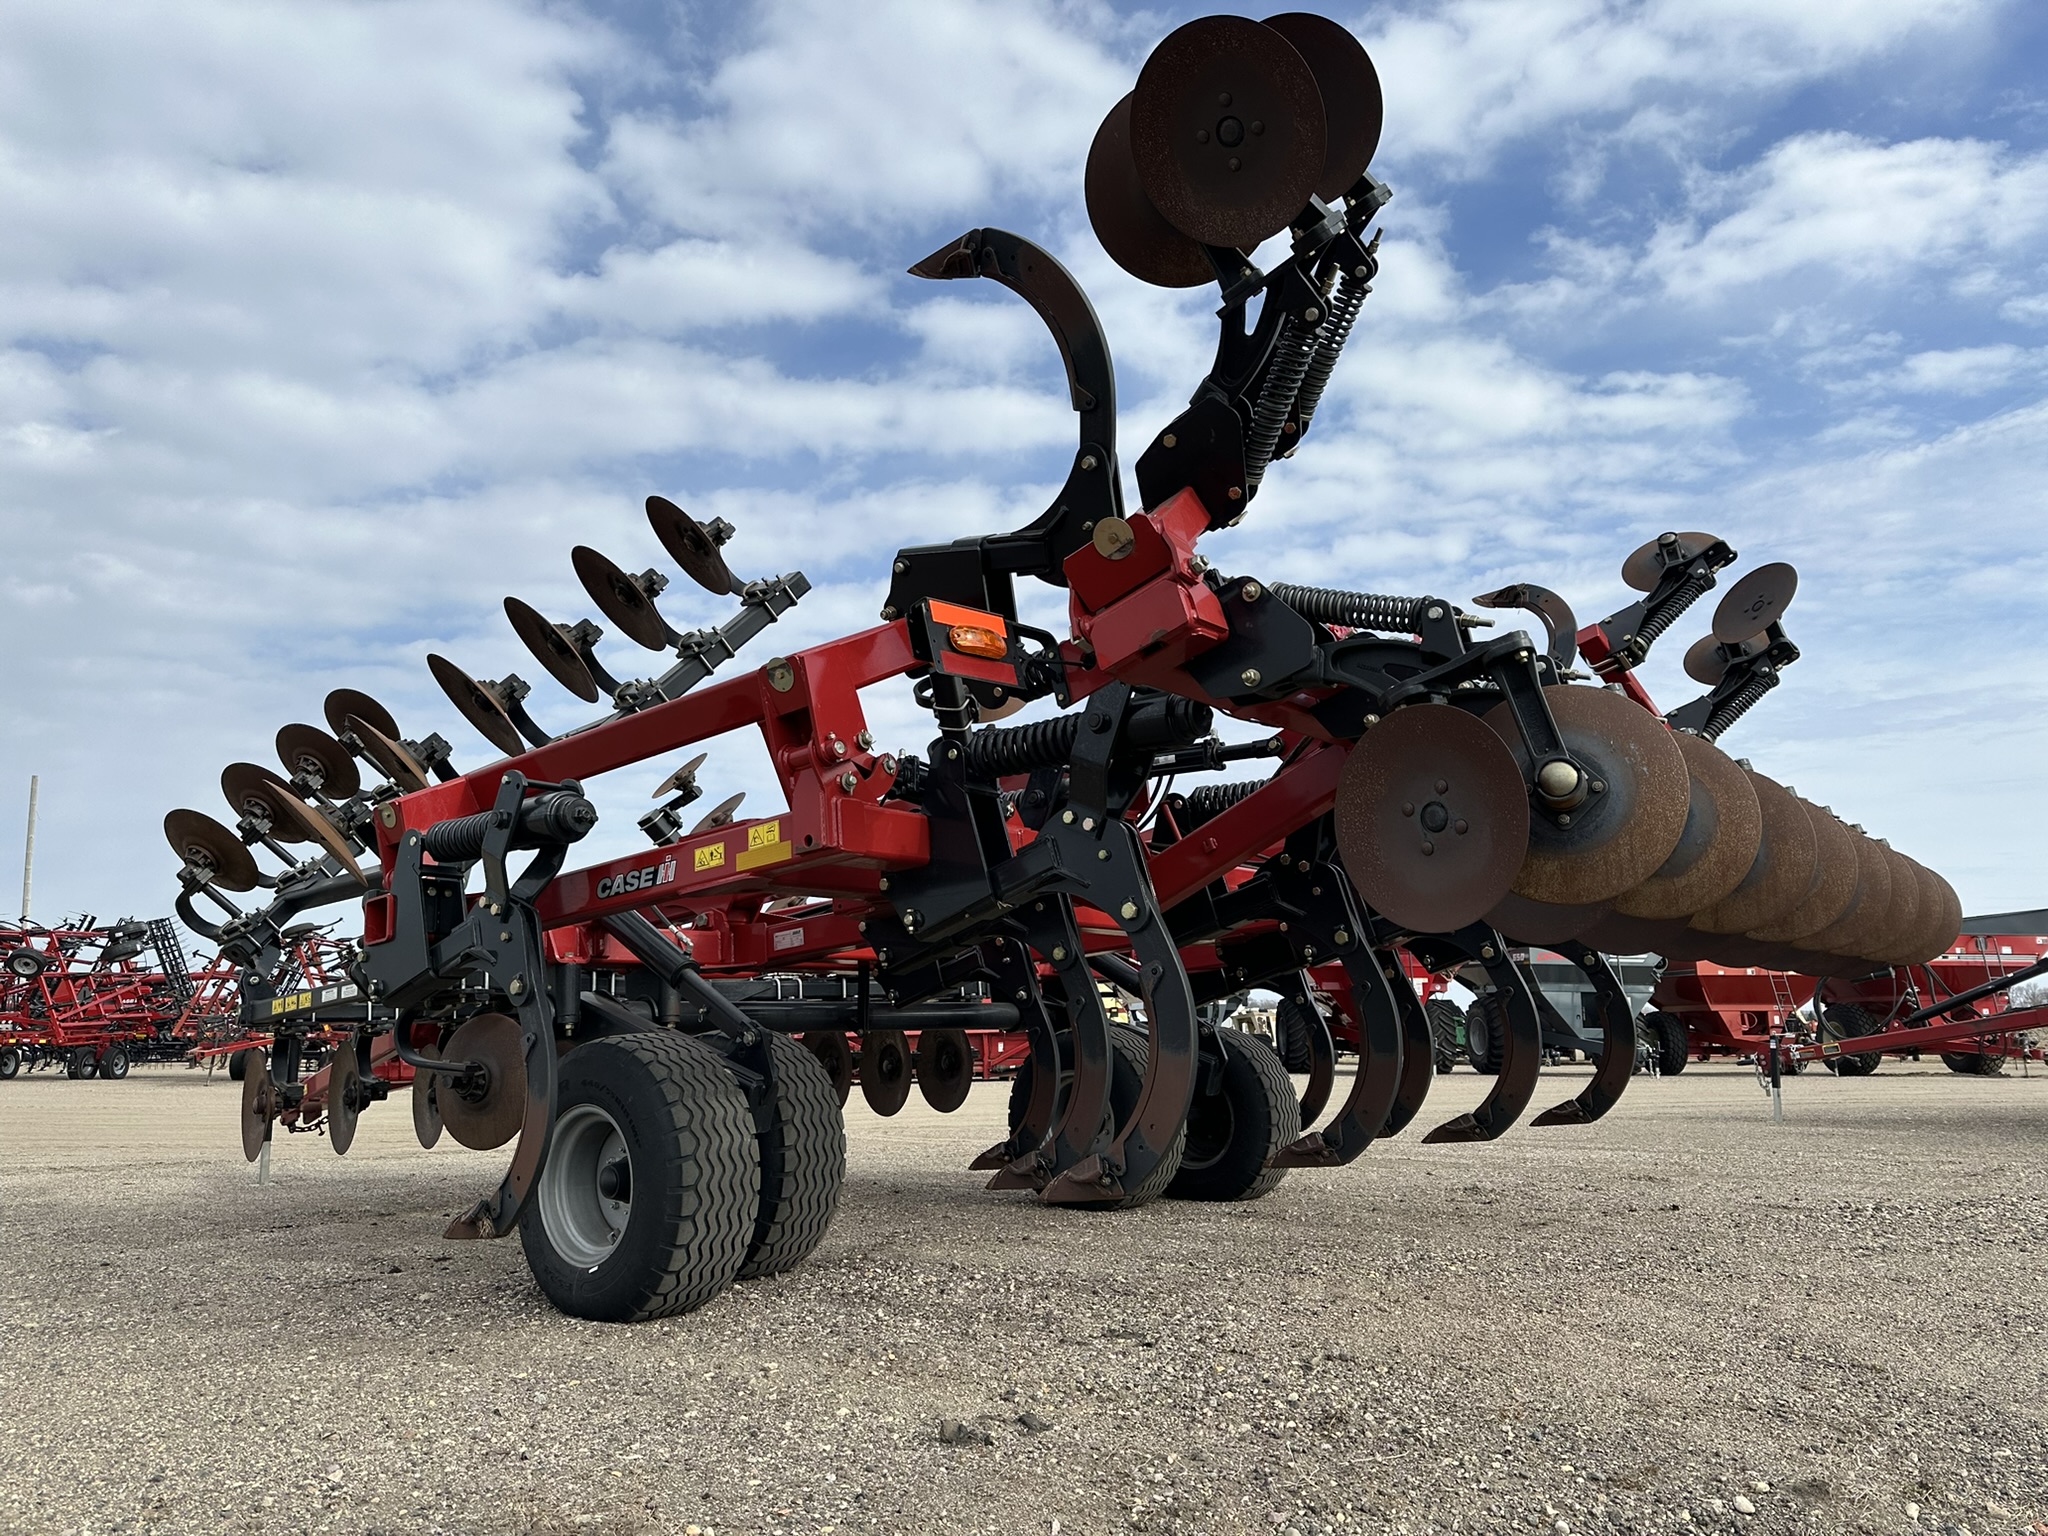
[571,546,670,652]
[1613,733,1761,921]
[860,1028,914,1117]
[323,687,400,743]
[1482,890,1609,946]
[1621,531,1719,594]
[1086,93,1213,288]
[1482,686,1688,908]
[1335,703,1529,935]
[647,495,743,597]
[240,1048,275,1162]
[1712,561,1797,644]
[275,723,361,799]
[803,1029,854,1107]
[652,752,708,799]
[1687,771,1814,935]
[504,597,601,703]
[328,1042,361,1156]
[345,715,429,793]
[426,653,524,759]
[1682,633,1742,687]
[1748,799,1858,943]
[1260,12,1382,196]
[438,1013,526,1152]
[915,1027,975,1114]
[1130,15,1328,250]
[412,1039,444,1149]
[165,808,260,892]
[691,792,745,833]
[223,761,306,840]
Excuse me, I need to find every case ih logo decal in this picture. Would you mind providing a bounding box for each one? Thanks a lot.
[596,856,678,901]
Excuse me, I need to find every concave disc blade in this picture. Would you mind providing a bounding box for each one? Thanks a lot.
[1621,531,1720,594]
[222,762,308,842]
[260,773,363,881]
[1613,733,1762,920]
[1712,561,1798,643]
[165,809,260,892]
[323,688,400,743]
[859,1028,914,1117]
[1578,911,1711,960]
[426,653,524,759]
[915,1026,974,1114]
[647,495,743,596]
[1682,634,1731,687]
[275,723,361,799]
[412,1040,443,1149]
[1747,798,1859,943]
[504,597,600,703]
[1130,15,1328,249]
[691,792,745,833]
[1687,772,1815,934]
[346,715,428,793]
[1864,846,1923,966]
[571,546,670,651]
[1481,685,1688,907]
[1086,94,1213,288]
[438,1013,526,1151]
[240,1050,274,1162]
[1335,703,1529,935]
[1799,833,1894,959]
[1896,862,1956,965]
[1482,890,1609,946]
[1261,12,1382,195]
[328,1043,360,1155]
[653,752,708,799]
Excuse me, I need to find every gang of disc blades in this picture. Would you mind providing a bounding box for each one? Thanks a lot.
[1613,732,1762,920]
[1897,862,1957,965]
[1864,847,1924,966]
[323,687,401,743]
[165,809,260,892]
[1620,531,1720,594]
[1482,889,1609,946]
[1799,833,1893,959]
[653,752,708,798]
[345,715,429,793]
[691,792,746,833]
[647,495,743,596]
[1686,772,1815,934]
[504,596,601,703]
[571,545,671,651]
[412,1039,444,1149]
[1480,685,1688,908]
[1746,797,1858,943]
[426,653,525,759]
[275,723,361,799]
[328,1044,361,1156]
[860,1028,915,1117]
[1085,93,1213,288]
[1260,12,1383,195]
[240,1050,274,1162]
[1711,561,1797,644]
[438,1013,526,1151]
[1129,15,1328,250]
[1334,703,1529,935]
[222,762,312,842]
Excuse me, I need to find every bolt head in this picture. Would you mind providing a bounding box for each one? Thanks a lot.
[1240,668,1262,688]
[1119,900,1138,920]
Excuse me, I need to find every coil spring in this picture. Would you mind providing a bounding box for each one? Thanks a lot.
[1293,264,1370,433]
[963,714,1081,777]
[1172,778,1263,831]
[1703,670,1778,741]
[1633,571,1714,652]
[1245,316,1319,488]
[1268,581,1426,634]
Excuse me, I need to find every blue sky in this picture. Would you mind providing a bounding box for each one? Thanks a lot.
[1,0,2044,933]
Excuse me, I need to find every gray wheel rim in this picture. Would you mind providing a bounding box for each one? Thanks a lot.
[536,1104,632,1271]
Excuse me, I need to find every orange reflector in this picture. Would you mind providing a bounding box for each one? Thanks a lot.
[948,624,1008,660]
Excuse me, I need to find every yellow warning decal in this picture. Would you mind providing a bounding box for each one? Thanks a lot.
[268,991,312,1017]
[738,818,792,871]
[694,843,726,872]
[747,820,781,850]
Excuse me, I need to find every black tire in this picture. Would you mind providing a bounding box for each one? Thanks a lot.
[1819,1003,1882,1076]
[1426,997,1464,1074]
[227,1048,254,1082]
[1464,993,1504,1074]
[1004,1027,1185,1207]
[736,1032,847,1281]
[1941,1050,2003,1076]
[1274,996,1317,1073]
[68,1049,98,1080]
[1167,1027,1298,1201]
[0,1047,19,1080]
[519,1031,760,1322]
[1642,1010,1689,1076]
[99,1046,130,1080]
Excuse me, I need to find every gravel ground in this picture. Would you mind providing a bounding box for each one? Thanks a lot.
[1,1058,2044,1536]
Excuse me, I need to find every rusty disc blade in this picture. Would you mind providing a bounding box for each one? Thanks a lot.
[345,715,429,793]
[329,1042,360,1155]
[647,495,743,596]
[275,723,361,799]
[1621,531,1720,594]
[1613,733,1762,920]
[1482,685,1688,907]
[860,1028,914,1117]
[1864,846,1923,966]
[1482,890,1609,946]
[1799,833,1893,959]
[1712,561,1798,643]
[1129,15,1328,249]
[165,809,260,892]
[1745,797,1858,943]
[412,1039,444,1149]
[240,1048,274,1162]
[915,1026,975,1114]
[691,792,745,834]
[1682,634,1732,687]
[652,752,708,799]
[1895,862,1956,965]
[426,653,524,758]
[571,546,670,651]
[222,762,307,840]
[1336,704,1529,934]
[1687,772,1815,934]
[504,597,601,703]
[1260,13,1382,195]
[1086,93,1213,288]
[439,1013,526,1151]
[323,687,400,743]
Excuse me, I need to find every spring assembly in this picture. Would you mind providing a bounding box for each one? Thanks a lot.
[1292,261,1372,434]
[1244,315,1320,489]
[1702,670,1779,741]
[1170,778,1263,831]
[1631,571,1714,656]
[1269,581,1426,634]
[964,714,1081,777]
